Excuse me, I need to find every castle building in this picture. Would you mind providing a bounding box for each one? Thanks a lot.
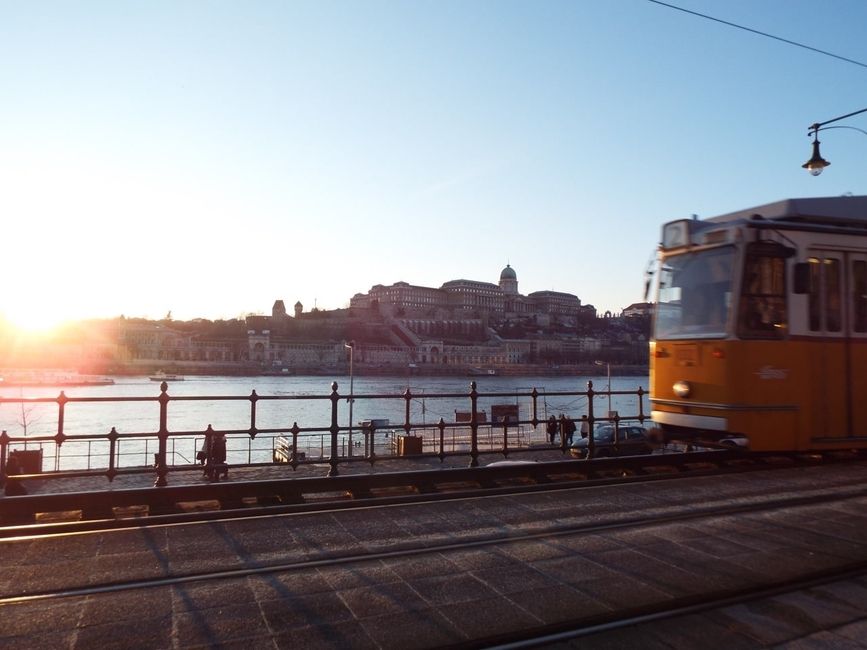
[349,264,582,324]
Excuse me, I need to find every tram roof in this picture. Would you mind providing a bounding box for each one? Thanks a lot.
[707,195,867,227]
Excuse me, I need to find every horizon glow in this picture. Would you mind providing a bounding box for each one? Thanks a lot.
[2,1,866,331]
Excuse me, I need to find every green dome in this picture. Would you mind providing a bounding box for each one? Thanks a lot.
[500,264,517,280]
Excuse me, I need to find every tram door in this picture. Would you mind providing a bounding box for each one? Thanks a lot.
[850,254,867,437]
[807,251,854,438]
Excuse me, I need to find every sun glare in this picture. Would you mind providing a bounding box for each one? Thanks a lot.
[4,310,69,337]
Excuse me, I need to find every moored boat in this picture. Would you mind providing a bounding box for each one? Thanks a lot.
[149,371,185,381]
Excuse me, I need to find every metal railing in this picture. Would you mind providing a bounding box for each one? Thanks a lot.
[0,380,648,488]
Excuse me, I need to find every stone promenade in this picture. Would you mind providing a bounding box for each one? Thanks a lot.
[3,461,867,648]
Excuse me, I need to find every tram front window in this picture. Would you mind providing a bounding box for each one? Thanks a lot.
[737,245,788,338]
[655,246,734,339]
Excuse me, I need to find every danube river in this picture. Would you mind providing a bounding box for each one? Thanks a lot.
[0,373,651,471]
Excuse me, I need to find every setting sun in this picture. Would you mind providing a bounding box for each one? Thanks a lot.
[0,287,79,336]
[5,312,67,336]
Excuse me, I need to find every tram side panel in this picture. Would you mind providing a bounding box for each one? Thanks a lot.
[787,247,866,448]
[854,339,867,440]
[725,340,805,451]
[651,339,802,451]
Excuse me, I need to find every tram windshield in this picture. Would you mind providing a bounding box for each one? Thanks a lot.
[655,246,734,339]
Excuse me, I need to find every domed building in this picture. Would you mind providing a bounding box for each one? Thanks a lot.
[349,262,582,325]
[499,264,518,294]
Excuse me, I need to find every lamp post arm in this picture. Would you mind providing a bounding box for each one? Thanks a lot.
[809,107,867,135]
[815,125,867,138]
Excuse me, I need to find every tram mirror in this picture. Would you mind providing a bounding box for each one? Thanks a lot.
[793,263,810,294]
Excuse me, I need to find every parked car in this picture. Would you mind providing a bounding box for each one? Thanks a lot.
[570,424,654,459]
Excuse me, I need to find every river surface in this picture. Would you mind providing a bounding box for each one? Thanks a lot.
[0,374,651,470]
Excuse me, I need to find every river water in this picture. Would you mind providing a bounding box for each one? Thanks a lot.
[0,373,650,471]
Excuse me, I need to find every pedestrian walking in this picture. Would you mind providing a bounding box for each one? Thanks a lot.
[546,415,559,444]
[580,415,590,439]
[564,416,577,445]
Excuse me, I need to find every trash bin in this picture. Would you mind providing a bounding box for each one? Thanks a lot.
[9,449,43,474]
[398,435,423,456]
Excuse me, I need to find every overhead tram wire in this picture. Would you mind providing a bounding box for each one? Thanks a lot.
[647,0,867,71]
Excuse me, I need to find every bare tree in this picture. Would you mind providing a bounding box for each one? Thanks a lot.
[16,389,40,443]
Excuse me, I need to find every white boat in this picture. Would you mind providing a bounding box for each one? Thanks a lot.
[149,372,185,382]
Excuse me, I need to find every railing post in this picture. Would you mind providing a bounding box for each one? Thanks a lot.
[328,381,340,477]
[107,427,118,482]
[637,386,646,425]
[586,380,596,459]
[402,387,414,455]
[437,417,446,462]
[530,387,539,431]
[366,422,376,464]
[469,381,479,467]
[0,430,8,487]
[154,381,169,487]
[56,391,68,452]
[558,414,568,454]
[613,411,621,454]
[289,422,301,469]
[249,390,259,439]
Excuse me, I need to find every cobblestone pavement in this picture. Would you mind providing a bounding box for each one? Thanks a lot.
[2,462,867,648]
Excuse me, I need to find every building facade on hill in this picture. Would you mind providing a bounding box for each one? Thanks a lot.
[38,266,647,374]
[350,264,585,325]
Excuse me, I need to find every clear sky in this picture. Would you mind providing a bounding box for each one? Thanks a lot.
[2,0,866,331]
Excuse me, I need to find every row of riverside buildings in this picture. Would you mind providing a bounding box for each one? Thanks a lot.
[2,266,652,375]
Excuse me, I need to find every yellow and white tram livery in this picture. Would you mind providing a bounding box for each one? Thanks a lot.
[650,195,867,451]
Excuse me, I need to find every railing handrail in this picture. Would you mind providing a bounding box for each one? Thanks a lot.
[1,380,648,487]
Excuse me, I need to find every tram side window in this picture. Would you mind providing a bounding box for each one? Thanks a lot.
[808,258,821,331]
[738,250,786,338]
[825,258,842,332]
[809,257,843,332]
[853,261,867,333]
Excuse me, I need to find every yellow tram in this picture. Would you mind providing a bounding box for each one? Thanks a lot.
[650,196,867,451]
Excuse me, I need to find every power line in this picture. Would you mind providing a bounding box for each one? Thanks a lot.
[647,0,867,71]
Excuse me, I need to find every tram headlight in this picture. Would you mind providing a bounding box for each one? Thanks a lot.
[673,381,691,398]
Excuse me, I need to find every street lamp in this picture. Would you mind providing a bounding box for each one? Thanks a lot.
[803,107,867,176]
[344,341,355,452]
[594,360,612,415]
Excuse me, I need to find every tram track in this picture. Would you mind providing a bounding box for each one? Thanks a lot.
[3,448,866,538]
[4,472,867,608]
[474,561,867,649]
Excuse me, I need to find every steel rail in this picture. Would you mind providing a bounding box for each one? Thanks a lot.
[480,561,867,650]
[3,449,865,537]
[3,476,867,606]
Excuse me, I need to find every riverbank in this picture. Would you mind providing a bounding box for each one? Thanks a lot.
[72,361,649,379]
